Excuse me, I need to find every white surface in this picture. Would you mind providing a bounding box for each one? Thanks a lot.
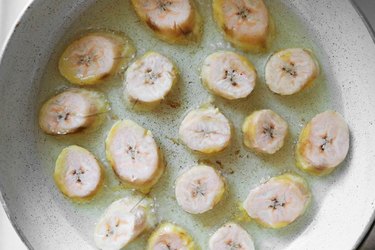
[0,206,27,250]
[0,0,31,49]
[0,2,32,249]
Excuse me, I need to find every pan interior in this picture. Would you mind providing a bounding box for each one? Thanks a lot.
[36,0,336,249]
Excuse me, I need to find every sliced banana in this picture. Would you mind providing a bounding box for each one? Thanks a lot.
[296,111,350,176]
[132,0,201,44]
[39,88,109,135]
[106,120,164,193]
[213,0,271,52]
[59,31,136,85]
[54,145,103,201]
[147,222,195,250]
[243,174,311,229]
[175,164,225,214]
[179,105,232,154]
[201,51,257,100]
[124,52,178,109]
[242,109,288,154]
[209,223,255,250]
[94,195,157,250]
[265,48,320,95]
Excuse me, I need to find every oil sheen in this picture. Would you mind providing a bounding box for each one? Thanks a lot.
[36,0,337,249]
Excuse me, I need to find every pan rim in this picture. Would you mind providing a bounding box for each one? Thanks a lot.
[348,1,375,248]
[0,1,37,248]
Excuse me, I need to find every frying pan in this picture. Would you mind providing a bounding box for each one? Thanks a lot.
[1,0,375,249]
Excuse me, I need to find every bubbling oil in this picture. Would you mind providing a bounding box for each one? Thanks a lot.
[37,0,336,249]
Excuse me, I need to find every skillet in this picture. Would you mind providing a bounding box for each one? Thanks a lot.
[1,0,375,249]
